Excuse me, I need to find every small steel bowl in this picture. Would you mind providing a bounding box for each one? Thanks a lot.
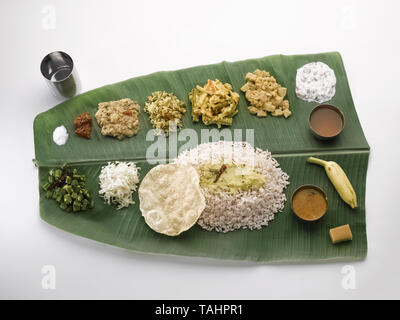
[291,185,328,222]
[309,104,345,140]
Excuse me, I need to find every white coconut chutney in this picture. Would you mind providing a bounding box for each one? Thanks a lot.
[296,61,336,103]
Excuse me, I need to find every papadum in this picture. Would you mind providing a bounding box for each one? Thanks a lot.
[138,164,205,236]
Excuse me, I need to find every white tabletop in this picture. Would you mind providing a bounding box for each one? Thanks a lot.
[1,0,399,299]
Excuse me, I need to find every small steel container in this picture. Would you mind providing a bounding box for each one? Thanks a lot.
[40,51,80,99]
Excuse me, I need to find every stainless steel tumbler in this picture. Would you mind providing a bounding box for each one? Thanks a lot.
[40,51,80,99]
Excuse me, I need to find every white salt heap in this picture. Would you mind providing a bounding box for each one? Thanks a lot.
[52,125,69,145]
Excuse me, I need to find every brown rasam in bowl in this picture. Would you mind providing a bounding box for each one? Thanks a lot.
[309,104,345,140]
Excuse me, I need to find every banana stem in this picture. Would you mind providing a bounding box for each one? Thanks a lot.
[307,157,327,167]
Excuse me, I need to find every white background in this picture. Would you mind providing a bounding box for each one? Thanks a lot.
[0,0,399,299]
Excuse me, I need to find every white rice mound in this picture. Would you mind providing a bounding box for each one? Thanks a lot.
[175,141,290,233]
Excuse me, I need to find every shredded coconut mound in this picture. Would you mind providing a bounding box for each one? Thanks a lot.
[99,161,140,209]
[296,61,336,103]
[175,141,290,233]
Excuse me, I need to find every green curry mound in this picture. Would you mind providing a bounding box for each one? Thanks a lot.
[199,162,267,194]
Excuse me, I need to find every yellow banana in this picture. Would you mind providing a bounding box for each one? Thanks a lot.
[307,157,357,209]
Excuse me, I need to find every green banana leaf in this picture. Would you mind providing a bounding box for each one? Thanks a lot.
[34,52,369,263]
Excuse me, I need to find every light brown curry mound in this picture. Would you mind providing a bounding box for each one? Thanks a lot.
[95,98,140,140]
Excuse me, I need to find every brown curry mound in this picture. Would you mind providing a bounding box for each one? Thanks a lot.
[74,112,92,139]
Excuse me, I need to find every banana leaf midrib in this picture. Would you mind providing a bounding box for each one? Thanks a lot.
[33,147,370,167]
